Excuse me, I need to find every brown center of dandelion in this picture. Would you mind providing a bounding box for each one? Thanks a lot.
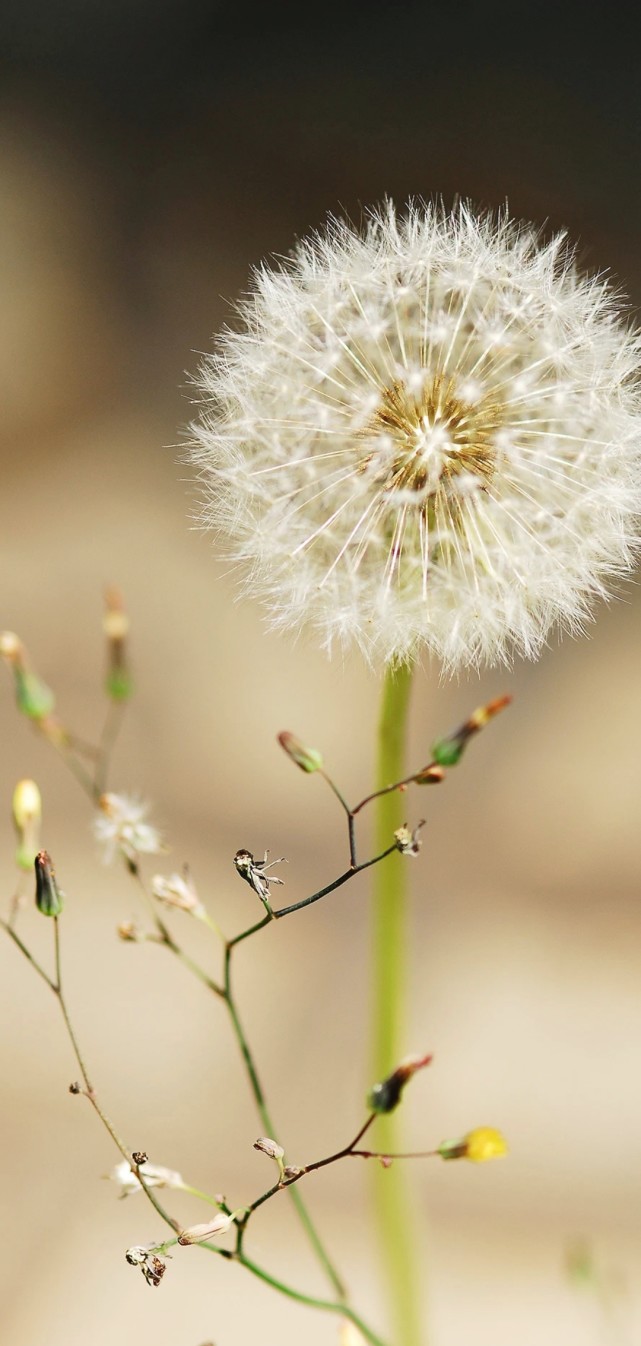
[365,374,503,500]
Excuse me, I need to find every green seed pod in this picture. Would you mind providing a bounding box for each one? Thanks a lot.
[34,850,64,917]
[15,669,55,720]
[277,732,323,773]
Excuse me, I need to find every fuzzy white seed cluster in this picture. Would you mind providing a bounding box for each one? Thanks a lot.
[190,203,641,670]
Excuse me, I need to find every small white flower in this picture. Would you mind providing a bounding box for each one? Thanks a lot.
[94,793,163,864]
[109,1160,185,1198]
[151,869,205,917]
[190,202,641,670]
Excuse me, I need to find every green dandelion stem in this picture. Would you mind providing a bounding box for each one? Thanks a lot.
[371,662,425,1346]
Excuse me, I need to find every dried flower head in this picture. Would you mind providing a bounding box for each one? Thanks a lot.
[109,1160,185,1198]
[151,869,205,918]
[125,1244,168,1287]
[253,1136,285,1162]
[233,848,286,906]
[177,1211,238,1245]
[394,820,426,856]
[190,202,641,670]
[93,793,163,865]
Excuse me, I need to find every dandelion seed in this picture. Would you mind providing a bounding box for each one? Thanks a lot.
[190,202,641,670]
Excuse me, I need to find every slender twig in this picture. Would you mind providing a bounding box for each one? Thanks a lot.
[235,1254,389,1346]
[273,845,396,919]
[244,1116,377,1220]
[352,763,436,816]
[3,913,183,1234]
[223,934,346,1300]
[318,768,351,819]
[129,864,224,996]
[95,698,127,796]
[49,736,99,800]
[0,916,54,988]
[227,913,272,953]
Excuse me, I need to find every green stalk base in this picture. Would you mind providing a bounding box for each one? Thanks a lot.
[371,663,425,1346]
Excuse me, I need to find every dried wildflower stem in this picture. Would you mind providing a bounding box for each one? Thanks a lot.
[222,939,347,1301]
[318,769,357,865]
[95,697,127,796]
[371,663,424,1346]
[273,846,397,919]
[234,1257,388,1346]
[51,737,99,800]
[130,865,224,996]
[151,1234,386,1346]
[1,912,182,1233]
[242,1117,377,1222]
[0,915,53,986]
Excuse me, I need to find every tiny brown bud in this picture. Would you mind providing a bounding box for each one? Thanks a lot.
[132,1151,148,1166]
[412,764,445,785]
[282,1164,304,1181]
[253,1137,285,1162]
[368,1052,433,1114]
[69,1081,82,1095]
[117,920,142,941]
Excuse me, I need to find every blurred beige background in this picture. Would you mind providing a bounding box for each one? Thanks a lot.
[2,3,641,1344]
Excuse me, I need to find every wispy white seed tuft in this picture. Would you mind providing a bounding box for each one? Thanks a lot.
[93,793,164,864]
[189,201,641,671]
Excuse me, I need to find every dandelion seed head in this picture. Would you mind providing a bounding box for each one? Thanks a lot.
[190,201,641,670]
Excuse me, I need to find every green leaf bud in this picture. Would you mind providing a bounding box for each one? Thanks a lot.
[277,731,323,773]
[15,669,55,720]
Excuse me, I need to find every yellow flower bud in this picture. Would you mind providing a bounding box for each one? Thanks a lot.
[463,1127,508,1162]
[12,779,41,830]
[13,779,42,870]
[439,1126,508,1162]
[0,631,23,662]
